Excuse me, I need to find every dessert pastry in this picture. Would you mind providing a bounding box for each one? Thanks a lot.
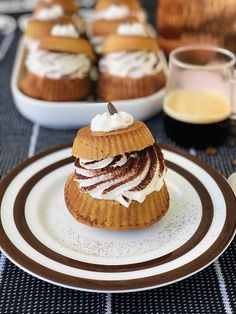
[89,0,146,54]
[97,22,166,100]
[64,104,169,230]
[24,2,66,52]
[24,16,72,52]
[20,23,95,101]
[24,0,81,52]
[35,0,83,34]
[34,0,79,16]
[156,0,236,54]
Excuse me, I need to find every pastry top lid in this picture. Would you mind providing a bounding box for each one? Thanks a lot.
[24,16,73,39]
[39,36,95,60]
[34,0,78,16]
[91,16,138,37]
[102,34,160,54]
[95,0,141,11]
[72,103,155,160]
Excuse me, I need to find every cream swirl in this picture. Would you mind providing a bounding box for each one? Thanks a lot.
[91,112,134,132]
[95,4,130,20]
[117,22,148,37]
[25,50,91,79]
[51,24,79,38]
[34,5,64,20]
[24,37,40,52]
[99,51,163,79]
[89,36,104,54]
[74,144,166,207]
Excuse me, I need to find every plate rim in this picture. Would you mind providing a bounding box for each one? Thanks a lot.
[0,143,236,293]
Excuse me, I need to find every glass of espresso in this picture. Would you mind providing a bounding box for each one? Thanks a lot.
[163,45,236,148]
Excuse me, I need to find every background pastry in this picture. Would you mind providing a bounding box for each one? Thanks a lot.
[156,0,236,54]
[24,0,82,52]
[89,0,146,54]
[97,22,165,100]
[24,3,65,52]
[65,105,169,230]
[20,23,95,101]
[34,0,79,16]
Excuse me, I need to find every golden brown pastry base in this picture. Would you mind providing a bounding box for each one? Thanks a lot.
[39,36,95,60]
[97,71,166,101]
[72,121,155,160]
[102,35,160,54]
[20,72,92,101]
[64,174,170,230]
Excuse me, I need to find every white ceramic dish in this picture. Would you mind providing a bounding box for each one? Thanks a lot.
[11,38,165,129]
[0,144,235,293]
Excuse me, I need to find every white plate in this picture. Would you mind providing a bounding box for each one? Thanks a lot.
[11,38,165,129]
[0,144,235,293]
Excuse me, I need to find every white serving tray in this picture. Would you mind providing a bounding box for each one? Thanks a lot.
[11,37,165,129]
[0,0,36,13]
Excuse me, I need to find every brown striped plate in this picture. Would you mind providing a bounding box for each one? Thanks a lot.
[0,144,236,293]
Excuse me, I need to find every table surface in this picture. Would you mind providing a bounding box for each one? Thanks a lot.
[0,3,236,314]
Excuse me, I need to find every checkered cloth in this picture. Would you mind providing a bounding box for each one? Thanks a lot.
[0,3,236,313]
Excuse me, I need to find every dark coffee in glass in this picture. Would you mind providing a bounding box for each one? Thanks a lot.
[163,89,231,148]
[163,46,236,148]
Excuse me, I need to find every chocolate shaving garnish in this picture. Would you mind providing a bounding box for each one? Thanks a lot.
[122,196,129,203]
[206,146,217,156]
[80,160,98,165]
[152,62,158,69]
[107,102,118,115]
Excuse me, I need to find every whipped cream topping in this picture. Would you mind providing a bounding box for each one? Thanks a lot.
[34,5,64,20]
[51,23,79,38]
[95,4,129,20]
[91,111,134,132]
[117,22,148,36]
[75,144,166,207]
[90,36,104,54]
[99,51,162,79]
[25,50,91,79]
[24,37,40,52]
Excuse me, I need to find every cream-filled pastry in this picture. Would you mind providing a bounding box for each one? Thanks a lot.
[65,104,169,230]
[89,0,146,54]
[98,22,166,100]
[20,30,95,101]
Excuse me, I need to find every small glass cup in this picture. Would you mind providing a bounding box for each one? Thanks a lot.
[163,45,236,148]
